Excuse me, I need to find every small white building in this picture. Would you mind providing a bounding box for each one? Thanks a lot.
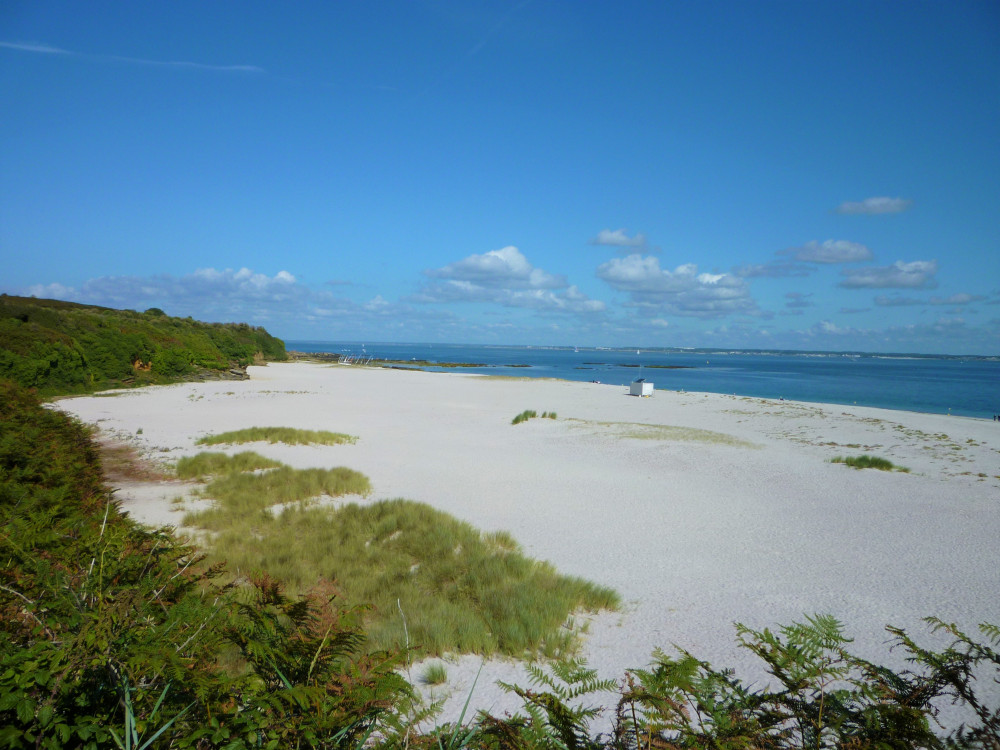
[630,378,654,397]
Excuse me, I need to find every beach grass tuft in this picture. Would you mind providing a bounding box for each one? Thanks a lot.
[181,454,619,658]
[420,662,448,686]
[831,454,910,472]
[512,409,558,424]
[196,426,357,446]
[175,450,282,480]
[573,419,757,448]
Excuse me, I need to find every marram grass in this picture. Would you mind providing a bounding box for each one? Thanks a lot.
[196,426,358,446]
[831,454,910,472]
[175,450,282,480]
[179,452,619,658]
[420,662,448,686]
[571,419,758,448]
[511,410,557,424]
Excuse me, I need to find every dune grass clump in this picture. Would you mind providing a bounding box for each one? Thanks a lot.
[831,454,910,472]
[196,426,357,446]
[512,409,538,425]
[175,450,282,480]
[180,453,618,658]
[224,499,619,657]
[420,662,448,686]
[512,410,557,424]
[573,419,757,448]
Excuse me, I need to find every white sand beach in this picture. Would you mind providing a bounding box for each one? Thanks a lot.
[57,361,1000,731]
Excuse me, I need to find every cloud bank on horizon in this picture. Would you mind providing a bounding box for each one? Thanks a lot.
[1,3,997,354]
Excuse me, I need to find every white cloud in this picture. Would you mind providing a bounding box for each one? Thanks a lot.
[418,247,603,315]
[733,261,811,278]
[836,196,913,215]
[425,246,565,289]
[0,41,71,54]
[415,281,605,313]
[596,254,758,318]
[0,39,263,73]
[787,240,873,264]
[874,293,984,307]
[929,293,984,305]
[839,260,938,289]
[874,295,925,307]
[737,239,869,278]
[26,282,74,298]
[589,229,647,248]
[23,268,302,319]
[785,292,814,309]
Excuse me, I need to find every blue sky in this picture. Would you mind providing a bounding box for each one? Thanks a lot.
[2,1,998,354]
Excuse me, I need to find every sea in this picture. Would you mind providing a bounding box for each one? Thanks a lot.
[286,341,999,420]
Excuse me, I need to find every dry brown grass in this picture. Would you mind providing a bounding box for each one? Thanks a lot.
[95,436,172,482]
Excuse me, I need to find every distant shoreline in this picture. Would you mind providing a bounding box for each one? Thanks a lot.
[287,344,999,419]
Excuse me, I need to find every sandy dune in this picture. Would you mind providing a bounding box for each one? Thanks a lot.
[57,361,1000,731]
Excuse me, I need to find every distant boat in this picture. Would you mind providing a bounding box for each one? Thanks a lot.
[636,349,640,355]
[574,346,579,353]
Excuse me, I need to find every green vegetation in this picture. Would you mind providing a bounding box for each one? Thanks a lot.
[180,452,618,657]
[175,450,283,480]
[573,419,758,448]
[196,426,358,446]
[512,410,557,424]
[0,380,410,748]
[832,454,910,472]
[0,295,286,395]
[473,615,1000,750]
[4,379,999,749]
[420,662,448,686]
[184,461,371,530]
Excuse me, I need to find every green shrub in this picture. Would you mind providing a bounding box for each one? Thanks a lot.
[151,347,194,377]
[512,410,538,425]
[0,381,410,749]
[0,295,286,395]
[478,615,1000,750]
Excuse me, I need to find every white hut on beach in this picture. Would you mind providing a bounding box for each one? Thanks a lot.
[630,378,654,397]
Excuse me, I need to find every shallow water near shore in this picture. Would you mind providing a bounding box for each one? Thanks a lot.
[289,341,999,419]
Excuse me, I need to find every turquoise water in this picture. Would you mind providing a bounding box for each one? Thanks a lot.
[287,341,999,420]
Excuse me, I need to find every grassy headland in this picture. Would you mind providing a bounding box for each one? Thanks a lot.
[0,294,286,395]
